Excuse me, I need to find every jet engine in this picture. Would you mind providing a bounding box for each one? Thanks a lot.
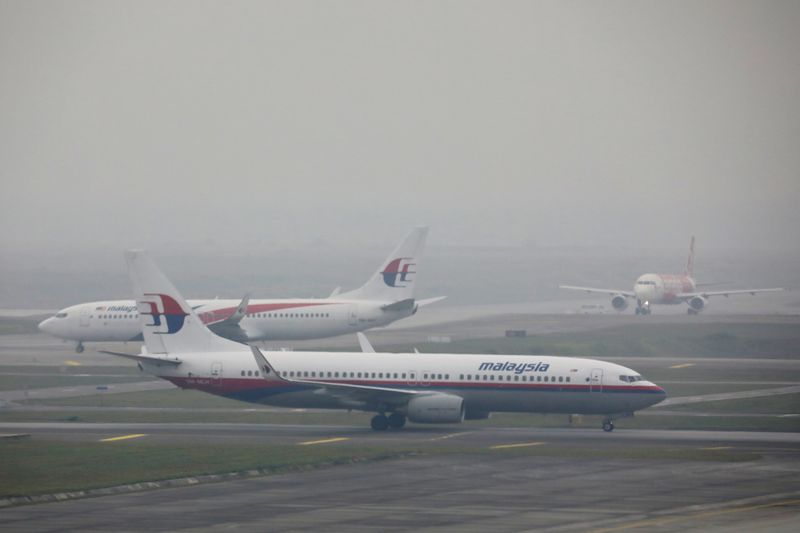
[611,294,629,312]
[689,296,707,312]
[406,394,465,423]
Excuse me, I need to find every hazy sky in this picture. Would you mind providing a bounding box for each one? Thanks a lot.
[2,1,799,252]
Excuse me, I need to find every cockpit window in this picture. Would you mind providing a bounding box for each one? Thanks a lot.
[619,374,643,383]
[636,280,656,286]
[55,312,68,318]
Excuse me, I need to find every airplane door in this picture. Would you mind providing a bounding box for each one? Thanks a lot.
[589,368,603,392]
[211,363,223,386]
[348,305,358,327]
[80,307,91,327]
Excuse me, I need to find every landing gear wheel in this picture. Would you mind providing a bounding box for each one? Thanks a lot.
[76,343,85,354]
[370,414,389,431]
[387,413,406,429]
[602,420,614,432]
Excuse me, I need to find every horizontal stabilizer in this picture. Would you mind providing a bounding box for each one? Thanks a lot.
[381,298,416,312]
[416,296,446,307]
[99,350,182,366]
[357,332,375,353]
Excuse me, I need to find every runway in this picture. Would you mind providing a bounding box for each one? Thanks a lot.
[2,423,799,532]
[3,315,799,531]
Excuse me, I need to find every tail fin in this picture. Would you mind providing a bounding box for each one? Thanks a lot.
[685,236,695,278]
[339,226,429,302]
[125,250,245,354]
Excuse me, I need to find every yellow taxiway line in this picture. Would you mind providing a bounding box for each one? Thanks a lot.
[297,437,350,446]
[490,441,545,450]
[669,363,695,369]
[100,434,147,442]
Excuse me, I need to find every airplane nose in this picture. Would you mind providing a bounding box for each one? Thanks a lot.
[38,317,54,333]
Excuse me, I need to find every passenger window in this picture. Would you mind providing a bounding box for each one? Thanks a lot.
[559,376,563,382]
[241,370,245,376]
[566,377,570,383]
[537,376,542,382]
[490,375,495,381]
[514,375,519,381]
[255,371,259,376]
[247,370,252,376]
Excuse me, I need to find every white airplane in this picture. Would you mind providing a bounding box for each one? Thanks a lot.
[39,227,444,352]
[103,250,666,432]
[560,237,784,315]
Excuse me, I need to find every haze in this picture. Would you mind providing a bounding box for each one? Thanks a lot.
[1,1,799,308]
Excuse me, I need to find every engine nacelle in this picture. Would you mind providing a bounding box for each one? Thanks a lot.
[611,294,629,311]
[406,394,465,424]
[689,296,707,311]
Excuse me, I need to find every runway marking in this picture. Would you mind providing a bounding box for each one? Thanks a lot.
[100,434,147,442]
[669,363,695,369]
[490,441,545,450]
[430,431,474,441]
[298,437,350,446]
[586,498,800,533]
[64,360,82,366]
[701,446,733,450]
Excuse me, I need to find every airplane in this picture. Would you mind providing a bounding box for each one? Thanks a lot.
[559,237,784,315]
[39,227,444,352]
[104,250,666,432]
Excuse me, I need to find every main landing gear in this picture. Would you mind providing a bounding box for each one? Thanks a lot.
[370,412,407,431]
[75,342,85,353]
[602,418,614,432]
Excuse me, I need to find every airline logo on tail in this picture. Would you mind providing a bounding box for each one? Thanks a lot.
[381,258,416,287]
[140,293,188,334]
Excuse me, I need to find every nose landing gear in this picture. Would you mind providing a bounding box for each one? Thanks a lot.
[75,342,85,353]
[602,419,614,432]
[635,300,651,315]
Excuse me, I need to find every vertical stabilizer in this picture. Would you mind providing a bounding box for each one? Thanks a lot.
[339,226,429,302]
[125,250,245,354]
[685,236,696,278]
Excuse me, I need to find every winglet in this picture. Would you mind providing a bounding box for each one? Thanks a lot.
[250,345,288,381]
[329,286,341,298]
[227,293,251,325]
[356,332,375,353]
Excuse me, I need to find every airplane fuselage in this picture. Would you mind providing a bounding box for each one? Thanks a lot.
[144,350,666,417]
[633,273,696,306]
[39,298,413,344]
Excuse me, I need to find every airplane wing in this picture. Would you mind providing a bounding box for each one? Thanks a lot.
[99,350,182,366]
[207,294,251,342]
[250,346,430,410]
[558,285,636,298]
[677,288,785,300]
